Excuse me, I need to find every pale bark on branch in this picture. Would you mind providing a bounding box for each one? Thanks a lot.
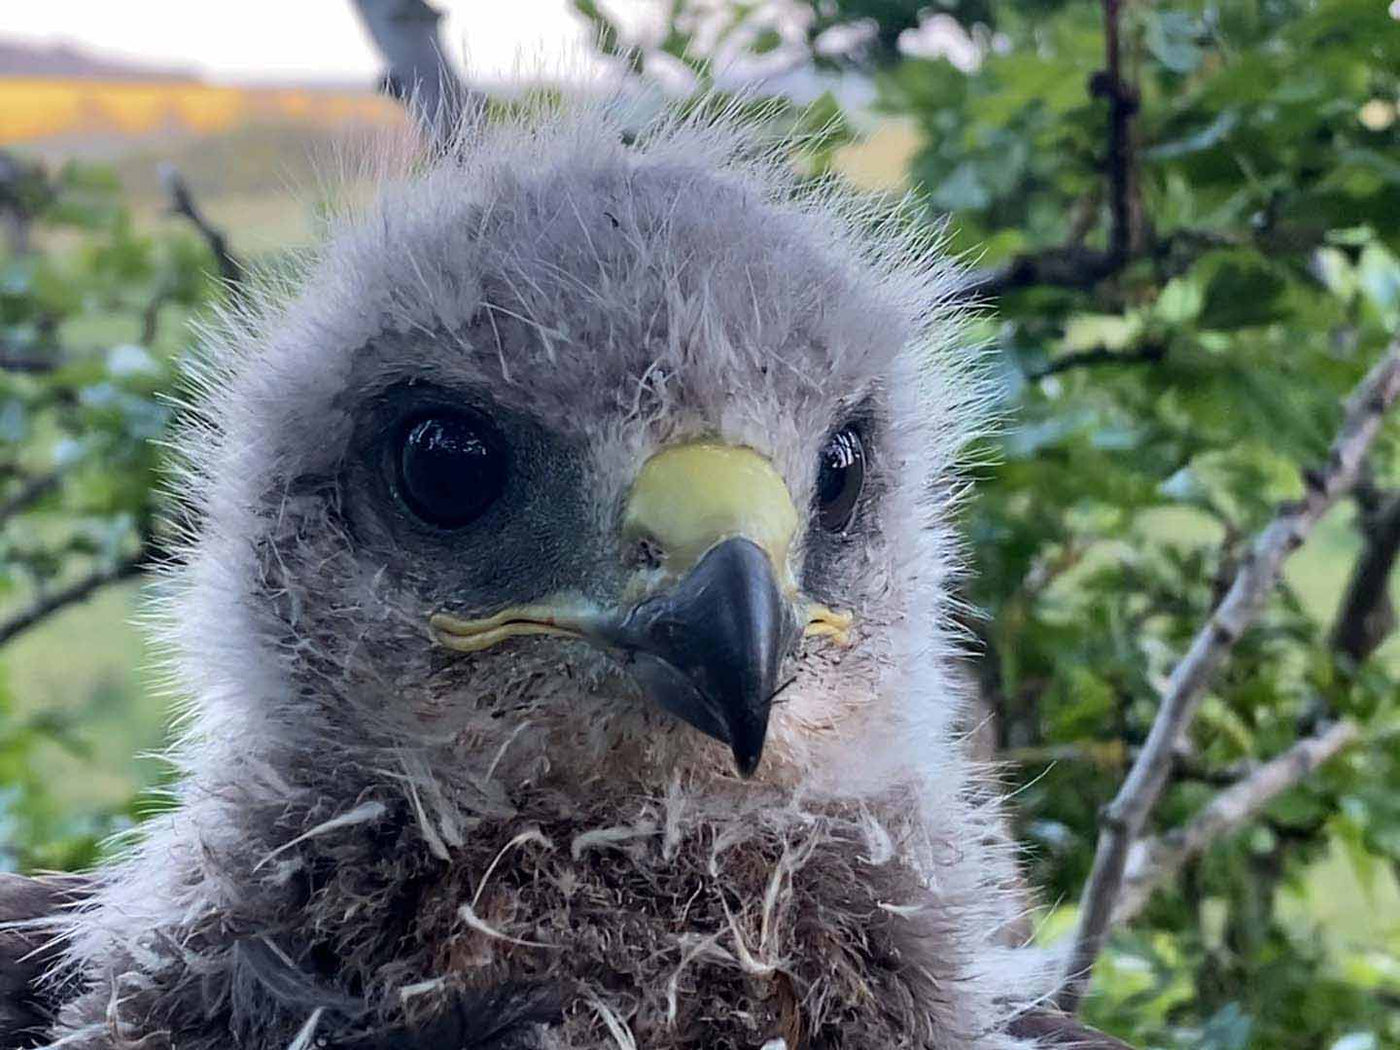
[1111,719,1360,925]
[1056,337,1400,1013]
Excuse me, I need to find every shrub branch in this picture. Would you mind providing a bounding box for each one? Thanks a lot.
[0,546,153,647]
[1055,336,1400,1013]
[1111,718,1360,925]
[159,165,243,287]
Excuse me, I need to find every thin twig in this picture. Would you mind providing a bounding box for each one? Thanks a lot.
[158,165,243,287]
[0,547,151,647]
[1055,337,1400,1013]
[1028,342,1165,380]
[1111,719,1360,924]
[0,470,61,522]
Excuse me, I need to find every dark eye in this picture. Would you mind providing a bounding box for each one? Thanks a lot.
[816,426,866,533]
[396,411,507,528]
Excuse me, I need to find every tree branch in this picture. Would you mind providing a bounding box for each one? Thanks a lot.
[0,548,151,647]
[1111,719,1360,925]
[1095,0,1138,265]
[1055,337,1400,1013]
[349,0,476,142]
[158,165,243,287]
[1029,341,1166,380]
[1330,484,1400,663]
[958,0,1138,300]
[957,246,1123,299]
[0,470,60,522]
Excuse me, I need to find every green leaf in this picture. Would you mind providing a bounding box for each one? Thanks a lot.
[1198,253,1288,329]
[1144,11,1204,75]
[930,160,991,211]
[1154,277,1203,324]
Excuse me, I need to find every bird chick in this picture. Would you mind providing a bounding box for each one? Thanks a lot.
[14,100,1117,1050]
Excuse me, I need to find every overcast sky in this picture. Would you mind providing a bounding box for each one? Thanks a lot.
[2,1,595,83]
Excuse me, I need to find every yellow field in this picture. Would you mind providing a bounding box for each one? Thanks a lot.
[0,76,403,145]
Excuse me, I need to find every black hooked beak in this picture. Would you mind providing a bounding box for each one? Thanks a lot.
[609,537,798,777]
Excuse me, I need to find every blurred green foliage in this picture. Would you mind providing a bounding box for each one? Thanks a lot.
[0,154,213,870]
[891,0,1400,1045]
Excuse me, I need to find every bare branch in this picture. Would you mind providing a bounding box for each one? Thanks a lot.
[1029,342,1166,381]
[0,548,151,647]
[158,165,243,287]
[1111,719,1360,924]
[0,470,60,522]
[1056,337,1400,1013]
[349,0,476,142]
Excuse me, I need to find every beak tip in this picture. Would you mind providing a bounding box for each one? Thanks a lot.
[732,745,763,779]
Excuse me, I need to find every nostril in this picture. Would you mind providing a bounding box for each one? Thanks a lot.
[628,534,666,571]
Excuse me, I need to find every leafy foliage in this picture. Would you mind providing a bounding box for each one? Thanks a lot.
[895,0,1400,1045]
[0,155,214,871]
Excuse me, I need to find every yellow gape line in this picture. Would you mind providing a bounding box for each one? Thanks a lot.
[430,603,593,653]
[804,604,855,646]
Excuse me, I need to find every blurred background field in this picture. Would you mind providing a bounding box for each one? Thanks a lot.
[3,2,1400,1045]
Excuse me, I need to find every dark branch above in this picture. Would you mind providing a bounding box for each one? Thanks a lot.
[159,165,243,287]
[958,0,1138,303]
[349,0,476,142]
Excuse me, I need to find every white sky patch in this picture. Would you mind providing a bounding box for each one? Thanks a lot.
[1,0,595,84]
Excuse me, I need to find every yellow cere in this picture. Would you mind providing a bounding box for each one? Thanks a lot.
[622,443,801,583]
